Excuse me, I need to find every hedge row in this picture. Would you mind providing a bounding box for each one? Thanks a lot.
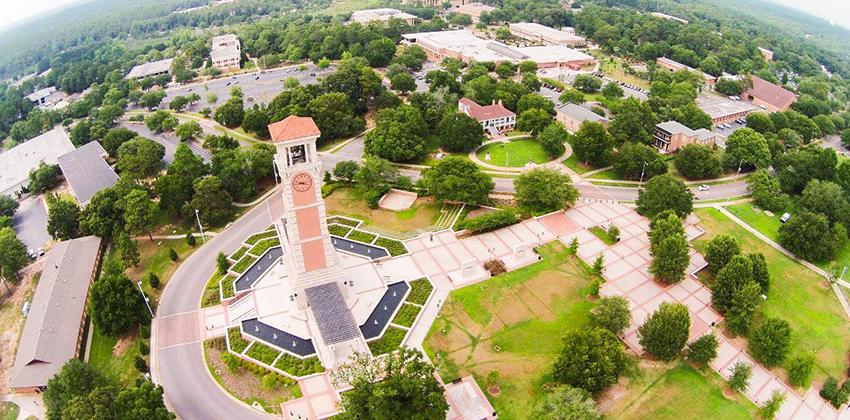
[274,353,326,377]
[249,237,280,256]
[231,254,257,274]
[460,209,519,234]
[246,341,280,365]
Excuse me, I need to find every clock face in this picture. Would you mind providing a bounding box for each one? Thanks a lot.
[292,173,313,192]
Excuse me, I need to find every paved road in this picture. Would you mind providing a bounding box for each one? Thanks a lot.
[155,196,283,420]
[160,64,335,113]
[12,195,50,252]
[119,120,212,164]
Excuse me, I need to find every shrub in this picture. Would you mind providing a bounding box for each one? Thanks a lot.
[638,302,690,361]
[760,390,786,420]
[728,362,751,393]
[786,353,815,387]
[169,248,179,262]
[186,232,196,247]
[406,278,433,305]
[367,327,406,355]
[589,296,631,335]
[375,237,407,256]
[147,273,160,289]
[139,340,150,356]
[748,318,791,367]
[461,209,518,234]
[484,259,506,276]
[139,324,151,339]
[134,355,148,372]
[328,224,352,237]
[348,230,377,243]
[819,377,850,408]
[216,252,230,274]
[687,334,718,367]
[391,303,422,327]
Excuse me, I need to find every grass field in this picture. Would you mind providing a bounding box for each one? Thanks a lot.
[324,187,443,234]
[562,153,594,174]
[605,363,757,419]
[88,325,141,386]
[424,242,596,419]
[476,139,551,168]
[126,239,195,302]
[694,208,850,382]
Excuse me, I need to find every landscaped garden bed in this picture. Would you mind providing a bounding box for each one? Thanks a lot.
[229,246,248,261]
[231,254,257,274]
[406,278,433,305]
[328,224,352,237]
[368,326,407,355]
[227,327,250,354]
[347,230,377,244]
[589,226,618,245]
[391,303,422,328]
[327,215,360,227]
[273,353,326,377]
[246,341,280,365]
[248,237,280,257]
[203,271,224,307]
[244,230,277,245]
[220,275,236,299]
[375,237,407,256]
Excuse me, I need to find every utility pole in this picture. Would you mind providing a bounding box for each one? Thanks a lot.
[195,209,206,243]
[638,161,647,190]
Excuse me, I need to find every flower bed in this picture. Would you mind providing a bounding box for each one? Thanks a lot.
[328,216,359,227]
[328,224,352,237]
[228,327,250,354]
[229,246,248,261]
[274,353,326,377]
[347,230,376,244]
[368,327,407,355]
[220,275,236,299]
[249,237,280,256]
[246,341,281,365]
[231,255,257,274]
[406,278,433,305]
[245,230,277,245]
[203,271,223,307]
[391,303,422,328]
[375,237,407,256]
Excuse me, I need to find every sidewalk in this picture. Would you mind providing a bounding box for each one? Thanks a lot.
[0,393,45,420]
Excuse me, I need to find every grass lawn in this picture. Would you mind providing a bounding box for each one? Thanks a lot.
[323,187,444,235]
[424,242,596,419]
[724,203,784,242]
[586,168,620,180]
[0,402,19,420]
[126,239,195,302]
[88,325,141,386]
[694,208,850,382]
[476,139,550,168]
[589,226,617,245]
[605,362,757,419]
[562,153,594,174]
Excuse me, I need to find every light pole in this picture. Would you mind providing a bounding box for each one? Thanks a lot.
[638,161,648,190]
[137,281,154,318]
[195,209,206,243]
[727,159,747,203]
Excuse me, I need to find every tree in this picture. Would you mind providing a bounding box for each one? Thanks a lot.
[553,328,629,394]
[559,89,585,104]
[589,296,631,335]
[421,157,493,205]
[495,62,517,79]
[169,96,190,112]
[112,381,174,420]
[116,230,140,267]
[439,112,484,153]
[573,75,602,93]
[748,318,791,367]
[390,72,416,94]
[601,82,624,99]
[213,97,244,128]
[723,128,771,170]
[102,127,138,157]
[334,347,447,420]
[687,334,718,367]
[516,108,553,136]
[122,190,158,240]
[572,121,614,167]
[0,196,18,217]
[89,268,148,337]
[649,233,690,283]
[531,385,601,420]
[308,93,364,143]
[28,162,61,193]
[394,45,427,71]
[711,255,753,313]
[514,168,577,213]
[726,280,761,336]
[812,114,837,135]
[636,174,693,218]
[638,302,690,361]
[774,146,837,195]
[61,385,118,420]
[145,110,178,132]
[537,123,568,157]
[760,390,786,420]
[648,210,685,250]
[609,98,657,144]
[116,138,165,179]
[779,211,841,262]
[517,93,555,116]
[139,90,166,110]
[174,121,202,142]
[728,362,751,393]
[786,110,821,143]
[672,104,712,130]
[746,112,775,134]
[70,120,93,146]
[786,353,815,387]
[365,105,428,162]
[217,252,229,274]
[333,161,359,184]
[748,169,789,212]
[0,228,29,283]
[748,253,770,294]
[188,176,233,226]
[519,61,538,74]
[797,180,850,227]
[364,38,396,68]
[47,198,81,240]
[44,359,107,420]
[353,156,399,194]
[705,234,740,274]
[613,142,667,180]
[674,144,722,179]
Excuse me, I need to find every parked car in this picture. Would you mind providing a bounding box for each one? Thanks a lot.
[780,213,792,223]
[697,184,710,191]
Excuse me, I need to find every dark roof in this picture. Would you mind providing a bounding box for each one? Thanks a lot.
[360,281,410,339]
[57,141,118,206]
[241,318,316,357]
[233,246,283,292]
[745,76,796,110]
[305,282,361,345]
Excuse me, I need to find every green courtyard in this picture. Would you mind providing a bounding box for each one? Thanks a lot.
[476,139,551,168]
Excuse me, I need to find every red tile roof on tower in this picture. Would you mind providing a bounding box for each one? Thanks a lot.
[268,115,321,143]
[744,75,797,111]
[459,97,516,121]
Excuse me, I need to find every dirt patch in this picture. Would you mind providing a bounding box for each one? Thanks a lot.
[490,291,536,326]
[113,333,137,357]
[596,383,628,413]
[0,263,42,393]
[467,207,495,219]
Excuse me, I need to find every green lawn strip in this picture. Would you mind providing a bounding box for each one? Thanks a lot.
[374,237,407,256]
[406,278,434,305]
[327,215,360,227]
[586,168,621,180]
[248,237,280,256]
[725,203,783,242]
[229,246,248,261]
[231,254,258,274]
[476,139,550,168]
[328,224,352,237]
[347,230,377,244]
[391,303,422,328]
[202,271,224,307]
[588,226,616,245]
[368,326,407,355]
[228,327,251,354]
[245,341,281,365]
[0,402,19,420]
[562,154,593,174]
[273,353,326,377]
[694,208,850,381]
[244,230,277,245]
[88,325,142,386]
[607,362,757,419]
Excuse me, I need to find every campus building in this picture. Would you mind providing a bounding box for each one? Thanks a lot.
[211,34,241,71]
[452,3,495,22]
[458,98,516,135]
[695,93,757,126]
[653,120,722,153]
[57,141,119,207]
[0,126,75,198]
[742,75,796,113]
[125,58,174,80]
[402,30,596,69]
[10,236,102,393]
[555,103,608,133]
[350,8,416,25]
[508,22,587,47]
[655,57,717,85]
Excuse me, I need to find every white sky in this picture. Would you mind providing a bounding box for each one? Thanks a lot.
[0,0,80,30]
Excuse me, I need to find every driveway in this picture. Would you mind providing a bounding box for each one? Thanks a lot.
[12,196,50,251]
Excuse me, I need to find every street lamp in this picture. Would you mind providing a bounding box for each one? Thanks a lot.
[195,209,206,243]
[638,161,648,190]
[727,159,747,203]
[137,281,154,318]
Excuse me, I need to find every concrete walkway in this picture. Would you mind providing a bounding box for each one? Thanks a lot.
[0,393,45,420]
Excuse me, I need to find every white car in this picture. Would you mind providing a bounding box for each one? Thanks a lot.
[697,184,710,191]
